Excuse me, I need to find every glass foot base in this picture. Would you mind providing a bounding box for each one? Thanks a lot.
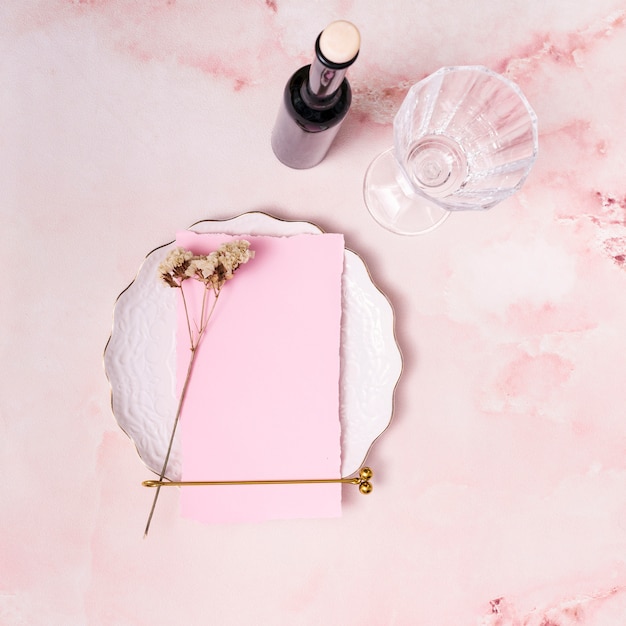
[363,148,450,235]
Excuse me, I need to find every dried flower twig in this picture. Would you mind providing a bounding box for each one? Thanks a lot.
[144,240,254,536]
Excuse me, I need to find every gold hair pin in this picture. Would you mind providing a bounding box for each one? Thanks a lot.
[143,466,374,495]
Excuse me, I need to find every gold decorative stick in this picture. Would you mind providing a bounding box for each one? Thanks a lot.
[143,467,374,494]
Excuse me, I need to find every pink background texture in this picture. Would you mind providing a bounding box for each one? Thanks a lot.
[2,1,626,625]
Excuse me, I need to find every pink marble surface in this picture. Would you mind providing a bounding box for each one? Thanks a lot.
[2,1,626,624]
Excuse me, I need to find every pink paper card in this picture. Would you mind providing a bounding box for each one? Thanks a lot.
[175,230,344,523]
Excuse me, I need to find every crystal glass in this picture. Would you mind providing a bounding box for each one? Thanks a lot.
[364,66,539,235]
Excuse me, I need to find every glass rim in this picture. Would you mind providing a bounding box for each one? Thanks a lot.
[397,64,539,141]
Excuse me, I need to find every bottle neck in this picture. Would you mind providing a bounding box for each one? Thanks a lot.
[301,34,357,106]
[307,59,348,99]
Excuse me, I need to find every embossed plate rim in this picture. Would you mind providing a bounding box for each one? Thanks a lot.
[103,211,403,480]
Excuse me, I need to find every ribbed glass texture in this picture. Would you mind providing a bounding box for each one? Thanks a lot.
[394,66,538,211]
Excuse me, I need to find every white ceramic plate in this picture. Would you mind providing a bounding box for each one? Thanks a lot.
[104,213,402,480]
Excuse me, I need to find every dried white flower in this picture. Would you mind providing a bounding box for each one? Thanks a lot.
[147,238,254,535]
[162,247,194,271]
[214,240,255,284]
[158,247,194,286]
[157,240,254,290]
[185,254,218,281]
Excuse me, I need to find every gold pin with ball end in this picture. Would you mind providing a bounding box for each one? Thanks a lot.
[143,467,374,493]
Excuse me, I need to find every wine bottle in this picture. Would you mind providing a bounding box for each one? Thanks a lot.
[271,21,360,169]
